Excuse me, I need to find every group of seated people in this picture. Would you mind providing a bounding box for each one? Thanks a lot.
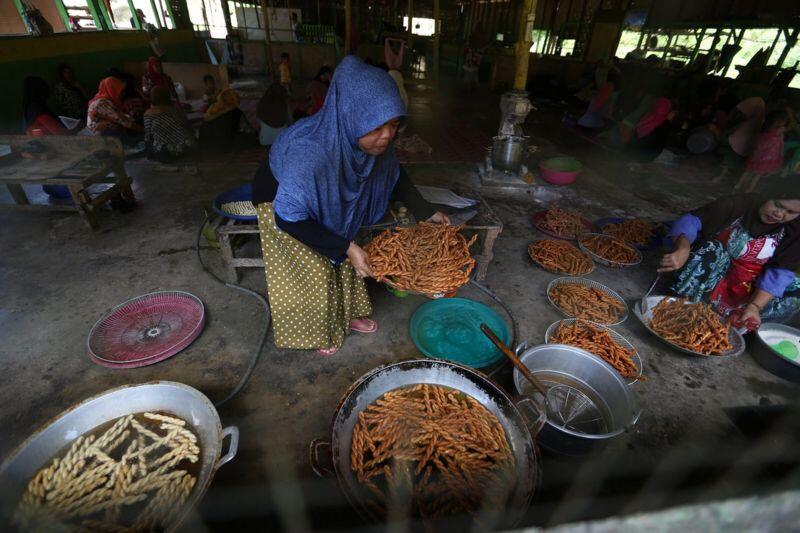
[21,57,246,163]
[575,63,799,193]
[22,57,338,163]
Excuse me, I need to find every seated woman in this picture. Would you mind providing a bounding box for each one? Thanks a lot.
[121,73,148,125]
[577,75,617,130]
[53,64,88,121]
[626,97,676,163]
[306,66,332,116]
[143,86,197,162]
[199,89,241,152]
[142,56,177,101]
[257,82,290,147]
[659,185,800,329]
[87,77,143,142]
[21,76,67,136]
[251,57,448,355]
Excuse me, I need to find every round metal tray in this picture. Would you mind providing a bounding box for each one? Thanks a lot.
[577,232,643,268]
[544,318,643,384]
[532,210,594,241]
[595,217,661,251]
[546,277,629,326]
[633,295,745,357]
[528,240,596,276]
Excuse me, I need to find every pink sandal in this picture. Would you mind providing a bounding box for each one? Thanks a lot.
[350,317,378,334]
[316,347,339,356]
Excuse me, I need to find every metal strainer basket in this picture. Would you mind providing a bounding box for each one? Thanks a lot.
[546,277,629,326]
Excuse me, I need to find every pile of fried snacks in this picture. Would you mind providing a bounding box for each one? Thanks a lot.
[550,320,642,380]
[528,240,594,275]
[537,207,587,239]
[601,219,654,247]
[580,234,640,265]
[366,223,477,294]
[14,412,199,532]
[548,282,626,324]
[351,384,515,521]
[649,298,733,355]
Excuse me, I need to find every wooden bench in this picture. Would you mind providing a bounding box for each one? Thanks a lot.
[0,135,134,230]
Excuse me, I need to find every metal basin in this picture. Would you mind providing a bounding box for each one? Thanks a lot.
[0,381,238,530]
[310,359,542,529]
[753,323,800,383]
[513,344,640,456]
[492,135,529,172]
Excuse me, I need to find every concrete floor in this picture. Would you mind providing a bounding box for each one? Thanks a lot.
[1,80,799,531]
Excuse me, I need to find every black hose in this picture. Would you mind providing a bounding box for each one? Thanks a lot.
[196,213,271,407]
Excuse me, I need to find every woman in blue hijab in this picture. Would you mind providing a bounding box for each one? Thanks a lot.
[252,57,448,355]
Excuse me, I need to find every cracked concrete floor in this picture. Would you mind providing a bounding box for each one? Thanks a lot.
[1,89,799,531]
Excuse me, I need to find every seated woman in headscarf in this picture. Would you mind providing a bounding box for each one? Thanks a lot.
[306,66,332,116]
[144,86,197,162]
[659,184,800,330]
[257,82,290,147]
[53,64,88,121]
[199,88,242,152]
[577,74,618,130]
[251,57,449,356]
[142,56,177,101]
[626,97,676,162]
[87,77,143,141]
[21,76,67,136]
[121,72,148,125]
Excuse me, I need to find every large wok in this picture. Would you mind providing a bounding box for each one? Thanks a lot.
[310,359,544,529]
[0,381,239,531]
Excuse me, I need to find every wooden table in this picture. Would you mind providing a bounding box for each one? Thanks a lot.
[0,135,134,230]
[215,187,503,283]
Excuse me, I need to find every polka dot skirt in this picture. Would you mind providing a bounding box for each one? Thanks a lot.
[257,203,372,350]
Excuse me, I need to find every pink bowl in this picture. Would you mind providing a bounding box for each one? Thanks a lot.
[539,157,582,185]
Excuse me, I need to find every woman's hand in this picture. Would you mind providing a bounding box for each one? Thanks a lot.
[737,303,762,331]
[427,211,451,225]
[347,242,374,278]
[657,236,691,273]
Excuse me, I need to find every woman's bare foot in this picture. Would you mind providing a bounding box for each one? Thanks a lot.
[316,347,338,356]
[350,317,378,333]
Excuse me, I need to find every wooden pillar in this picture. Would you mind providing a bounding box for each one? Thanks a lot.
[220,0,233,34]
[513,0,537,90]
[260,0,274,76]
[433,0,440,77]
[345,0,352,53]
[406,0,413,48]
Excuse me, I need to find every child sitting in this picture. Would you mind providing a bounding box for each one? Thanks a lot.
[202,74,220,106]
[279,53,292,95]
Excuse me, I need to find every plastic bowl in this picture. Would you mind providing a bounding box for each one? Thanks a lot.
[539,156,582,185]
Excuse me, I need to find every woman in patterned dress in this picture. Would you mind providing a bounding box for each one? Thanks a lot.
[251,56,448,355]
[143,86,196,162]
[659,185,800,330]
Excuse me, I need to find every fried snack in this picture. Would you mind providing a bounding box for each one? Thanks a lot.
[580,234,640,265]
[601,219,654,247]
[648,298,733,355]
[351,384,515,522]
[550,320,641,379]
[528,240,593,275]
[14,412,199,532]
[537,206,587,239]
[365,222,477,294]
[548,282,625,324]
[220,200,256,217]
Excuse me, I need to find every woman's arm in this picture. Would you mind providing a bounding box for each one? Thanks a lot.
[274,214,350,261]
[391,167,447,223]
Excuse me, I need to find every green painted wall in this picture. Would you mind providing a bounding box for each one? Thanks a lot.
[0,30,198,133]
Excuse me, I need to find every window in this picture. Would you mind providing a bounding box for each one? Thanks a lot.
[106,0,135,29]
[187,0,228,38]
[62,0,98,31]
[725,28,780,78]
[402,17,435,37]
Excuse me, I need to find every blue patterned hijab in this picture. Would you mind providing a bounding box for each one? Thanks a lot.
[269,56,407,241]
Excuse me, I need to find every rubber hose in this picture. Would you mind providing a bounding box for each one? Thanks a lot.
[196,213,272,407]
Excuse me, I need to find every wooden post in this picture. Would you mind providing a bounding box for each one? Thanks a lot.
[345,0,352,54]
[513,0,537,90]
[406,0,413,49]
[433,0,440,78]
[260,0,274,76]
[220,0,233,34]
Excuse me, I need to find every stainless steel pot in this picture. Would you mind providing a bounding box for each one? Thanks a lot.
[492,135,529,172]
[0,381,239,531]
[310,359,543,529]
[513,343,640,456]
[753,323,800,383]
